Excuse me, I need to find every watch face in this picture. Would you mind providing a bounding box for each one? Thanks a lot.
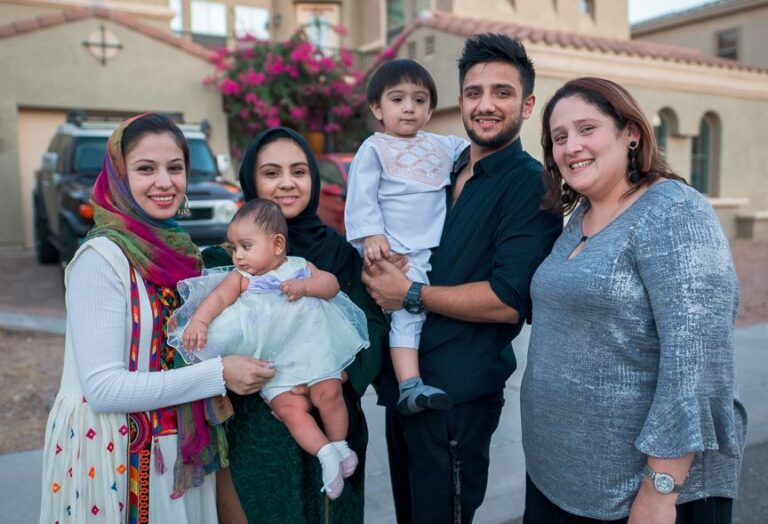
[654,474,675,494]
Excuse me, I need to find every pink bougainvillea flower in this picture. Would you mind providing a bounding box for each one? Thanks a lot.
[219,78,242,96]
[340,49,355,68]
[331,23,349,36]
[324,122,342,133]
[267,60,286,75]
[380,47,397,60]
[285,65,300,79]
[320,57,336,72]
[241,68,266,87]
[332,104,352,119]
[244,92,261,107]
[265,117,281,128]
[290,106,309,120]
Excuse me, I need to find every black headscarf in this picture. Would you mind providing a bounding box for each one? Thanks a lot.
[238,127,359,287]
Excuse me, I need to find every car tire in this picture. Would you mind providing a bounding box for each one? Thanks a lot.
[34,194,59,264]
[59,220,80,272]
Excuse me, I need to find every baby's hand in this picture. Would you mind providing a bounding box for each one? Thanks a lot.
[363,235,390,265]
[182,319,209,351]
[281,279,307,301]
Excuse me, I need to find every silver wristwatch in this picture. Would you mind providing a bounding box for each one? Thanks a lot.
[643,465,684,494]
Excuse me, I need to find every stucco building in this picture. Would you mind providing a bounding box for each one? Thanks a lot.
[3,0,768,249]
[632,0,768,69]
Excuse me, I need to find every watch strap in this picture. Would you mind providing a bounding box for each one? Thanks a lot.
[643,465,684,494]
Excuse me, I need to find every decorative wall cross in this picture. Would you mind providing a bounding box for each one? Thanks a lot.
[82,25,123,65]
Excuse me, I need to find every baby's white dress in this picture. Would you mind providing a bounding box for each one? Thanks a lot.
[168,257,368,397]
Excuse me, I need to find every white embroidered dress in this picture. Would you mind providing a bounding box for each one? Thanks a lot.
[40,238,222,523]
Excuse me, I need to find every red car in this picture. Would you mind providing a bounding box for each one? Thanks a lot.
[316,153,354,235]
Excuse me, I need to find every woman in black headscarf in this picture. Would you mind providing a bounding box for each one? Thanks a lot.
[206,128,388,523]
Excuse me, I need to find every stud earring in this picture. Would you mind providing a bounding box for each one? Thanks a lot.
[177,194,192,218]
[627,141,642,184]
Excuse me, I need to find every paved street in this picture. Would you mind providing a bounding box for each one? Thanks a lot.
[0,249,765,523]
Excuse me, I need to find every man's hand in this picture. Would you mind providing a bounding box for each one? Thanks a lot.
[361,259,412,310]
[281,279,307,301]
[363,235,391,265]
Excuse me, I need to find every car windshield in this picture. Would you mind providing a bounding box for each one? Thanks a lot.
[72,136,218,180]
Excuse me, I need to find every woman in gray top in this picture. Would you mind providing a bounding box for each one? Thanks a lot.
[521,77,746,523]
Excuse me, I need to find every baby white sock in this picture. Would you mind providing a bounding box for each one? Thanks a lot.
[317,443,344,499]
[332,440,359,478]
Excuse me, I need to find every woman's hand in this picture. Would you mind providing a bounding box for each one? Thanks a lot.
[222,356,276,395]
[628,479,677,524]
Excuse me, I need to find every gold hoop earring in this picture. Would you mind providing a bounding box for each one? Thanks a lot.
[177,195,192,218]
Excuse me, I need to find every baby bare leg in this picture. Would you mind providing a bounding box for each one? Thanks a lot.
[309,379,348,442]
[270,392,328,455]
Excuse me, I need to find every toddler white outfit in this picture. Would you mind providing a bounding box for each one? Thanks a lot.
[344,131,467,348]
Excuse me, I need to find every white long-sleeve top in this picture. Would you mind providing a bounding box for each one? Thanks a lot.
[344,131,468,253]
[65,239,226,413]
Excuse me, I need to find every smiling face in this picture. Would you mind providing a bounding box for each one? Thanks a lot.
[370,82,433,138]
[253,138,312,219]
[548,95,639,201]
[459,61,535,155]
[227,219,286,275]
[124,132,187,221]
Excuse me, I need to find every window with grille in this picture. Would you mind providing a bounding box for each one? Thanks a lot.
[425,35,435,56]
[716,28,738,60]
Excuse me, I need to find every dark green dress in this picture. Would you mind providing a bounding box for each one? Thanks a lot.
[203,246,387,523]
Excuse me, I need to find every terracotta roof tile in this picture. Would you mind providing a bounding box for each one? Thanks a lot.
[0,8,213,61]
[413,10,768,74]
[12,18,42,34]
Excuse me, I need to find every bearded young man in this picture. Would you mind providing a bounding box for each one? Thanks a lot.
[363,33,562,523]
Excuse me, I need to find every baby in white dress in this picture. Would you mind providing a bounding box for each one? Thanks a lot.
[169,198,368,499]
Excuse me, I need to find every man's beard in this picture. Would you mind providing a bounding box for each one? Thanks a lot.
[463,110,524,150]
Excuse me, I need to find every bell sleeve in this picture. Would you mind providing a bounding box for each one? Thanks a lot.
[633,195,744,459]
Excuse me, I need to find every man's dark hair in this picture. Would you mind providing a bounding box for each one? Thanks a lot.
[458,33,535,97]
[367,59,438,109]
[232,198,289,240]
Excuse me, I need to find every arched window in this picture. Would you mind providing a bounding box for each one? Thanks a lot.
[653,113,669,153]
[653,108,678,157]
[690,112,721,196]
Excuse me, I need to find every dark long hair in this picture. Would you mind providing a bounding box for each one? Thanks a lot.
[540,77,685,215]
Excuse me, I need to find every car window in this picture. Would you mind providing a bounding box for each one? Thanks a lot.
[56,135,73,172]
[73,138,106,175]
[318,160,346,188]
[188,139,218,181]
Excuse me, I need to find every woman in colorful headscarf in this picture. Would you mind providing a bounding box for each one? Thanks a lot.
[39,113,275,523]
[204,127,390,523]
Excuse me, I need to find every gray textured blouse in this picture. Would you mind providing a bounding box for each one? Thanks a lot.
[521,180,747,519]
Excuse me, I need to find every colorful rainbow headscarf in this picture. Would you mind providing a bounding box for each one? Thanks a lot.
[87,114,202,287]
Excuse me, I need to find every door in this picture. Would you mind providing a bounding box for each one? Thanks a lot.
[17,109,67,248]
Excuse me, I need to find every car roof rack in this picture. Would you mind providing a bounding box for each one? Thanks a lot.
[65,110,186,126]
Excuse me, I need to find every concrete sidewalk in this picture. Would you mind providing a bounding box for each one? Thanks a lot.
[1,315,766,524]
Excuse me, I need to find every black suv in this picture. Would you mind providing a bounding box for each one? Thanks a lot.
[33,114,242,266]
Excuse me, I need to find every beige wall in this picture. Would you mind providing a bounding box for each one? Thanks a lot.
[633,6,768,69]
[0,17,230,247]
[405,28,768,219]
[450,0,629,39]
[0,0,174,27]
